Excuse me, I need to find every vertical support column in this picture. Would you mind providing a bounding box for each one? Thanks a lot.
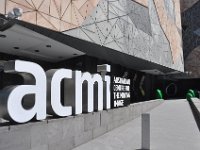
[142,113,150,150]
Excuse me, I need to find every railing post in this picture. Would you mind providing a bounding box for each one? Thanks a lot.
[142,113,150,150]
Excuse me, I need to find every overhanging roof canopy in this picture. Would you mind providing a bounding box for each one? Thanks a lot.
[0,19,178,74]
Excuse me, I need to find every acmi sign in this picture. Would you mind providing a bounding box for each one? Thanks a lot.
[0,60,111,123]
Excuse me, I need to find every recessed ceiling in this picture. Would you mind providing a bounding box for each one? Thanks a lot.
[0,24,85,62]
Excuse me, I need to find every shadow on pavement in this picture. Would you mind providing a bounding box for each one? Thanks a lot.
[188,100,200,132]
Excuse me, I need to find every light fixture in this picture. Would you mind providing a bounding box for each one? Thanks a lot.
[0,7,23,31]
[13,8,23,17]
[7,8,23,19]
[0,34,6,38]
[34,50,40,53]
[7,12,15,19]
[46,45,51,48]
[13,47,19,49]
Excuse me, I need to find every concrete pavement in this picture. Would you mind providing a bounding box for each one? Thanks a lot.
[72,99,200,150]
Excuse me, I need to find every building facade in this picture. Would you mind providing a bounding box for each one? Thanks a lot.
[1,0,199,149]
[0,0,186,101]
[0,0,184,72]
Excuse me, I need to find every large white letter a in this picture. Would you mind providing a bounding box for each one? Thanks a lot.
[3,60,46,123]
